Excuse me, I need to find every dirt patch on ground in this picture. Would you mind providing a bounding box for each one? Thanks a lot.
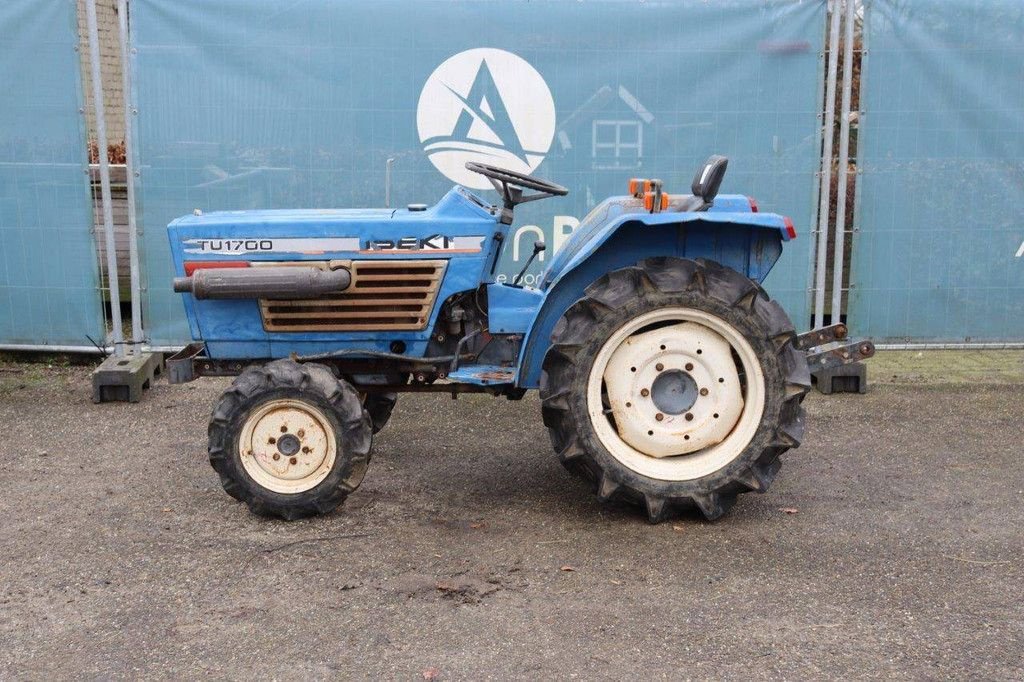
[0,351,1021,678]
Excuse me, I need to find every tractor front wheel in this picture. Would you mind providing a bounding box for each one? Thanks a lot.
[540,257,810,522]
[208,359,373,520]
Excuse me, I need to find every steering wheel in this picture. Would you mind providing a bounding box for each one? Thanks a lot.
[465,162,568,223]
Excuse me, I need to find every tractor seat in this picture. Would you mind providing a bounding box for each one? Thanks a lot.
[668,155,729,213]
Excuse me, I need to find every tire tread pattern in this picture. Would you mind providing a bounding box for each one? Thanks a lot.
[208,359,372,520]
[540,257,810,522]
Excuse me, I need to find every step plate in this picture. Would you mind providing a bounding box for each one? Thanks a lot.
[447,364,516,386]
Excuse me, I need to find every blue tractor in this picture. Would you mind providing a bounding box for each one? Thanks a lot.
[167,158,872,522]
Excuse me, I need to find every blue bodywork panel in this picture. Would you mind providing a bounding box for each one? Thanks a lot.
[169,185,793,388]
[517,209,787,387]
[169,187,499,359]
[486,283,544,334]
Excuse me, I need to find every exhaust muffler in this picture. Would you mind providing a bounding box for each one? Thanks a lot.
[173,266,351,300]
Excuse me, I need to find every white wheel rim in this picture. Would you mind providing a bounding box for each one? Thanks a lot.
[587,307,766,482]
[238,399,337,494]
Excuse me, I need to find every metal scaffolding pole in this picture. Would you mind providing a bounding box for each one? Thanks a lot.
[85,0,124,357]
[831,0,856,323]
[117,0,143,353]
[813,0,842,329]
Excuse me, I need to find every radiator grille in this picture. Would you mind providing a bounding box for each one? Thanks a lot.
[259,260,447,332]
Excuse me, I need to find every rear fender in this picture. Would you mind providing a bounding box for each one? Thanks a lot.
[515,214,788,388]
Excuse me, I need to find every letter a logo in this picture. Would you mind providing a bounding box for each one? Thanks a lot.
[417,48,556,189]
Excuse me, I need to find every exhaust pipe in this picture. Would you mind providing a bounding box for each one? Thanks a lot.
[173,266,351,300]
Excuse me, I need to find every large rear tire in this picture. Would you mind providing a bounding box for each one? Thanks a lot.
[540,257,810,522]
[208,359,373,520]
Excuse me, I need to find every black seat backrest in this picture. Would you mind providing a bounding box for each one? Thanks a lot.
[691,155,728,210]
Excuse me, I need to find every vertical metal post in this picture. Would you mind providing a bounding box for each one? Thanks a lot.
[117,0,143,353]
[86,0,124,356]
[813,0,842,329]
[831,0,856,323]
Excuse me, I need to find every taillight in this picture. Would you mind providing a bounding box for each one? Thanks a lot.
[783,217,797,239]
[747,196,759,212]
[183,261,250,276]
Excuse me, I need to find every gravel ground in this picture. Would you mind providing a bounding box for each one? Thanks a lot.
[0,352,1021,679]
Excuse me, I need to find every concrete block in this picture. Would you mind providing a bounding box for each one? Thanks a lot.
[91,352,164,403]
[812,361,868,395]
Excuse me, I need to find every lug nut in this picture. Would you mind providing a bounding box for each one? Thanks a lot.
[289,457,297,465]
[297,429,305,438]
[685,362,694,371]
[685,413,694,421]
[280,425,288,433]
[655,363,664,372]
[700,388,709,396]
[640,388,650,397]
[272,453,280,461]
[655,413,664,421]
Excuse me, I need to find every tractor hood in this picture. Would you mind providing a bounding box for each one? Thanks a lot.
[167,186,499,262]
[166,186,501,358]
[173,207,399,227]
[169,186,497,232]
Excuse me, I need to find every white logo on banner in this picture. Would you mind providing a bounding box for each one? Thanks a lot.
[417,48,556,190]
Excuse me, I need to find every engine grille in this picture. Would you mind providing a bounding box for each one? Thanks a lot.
[259,260,447,332]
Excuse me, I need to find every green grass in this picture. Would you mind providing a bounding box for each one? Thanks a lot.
[870,350,1024,385]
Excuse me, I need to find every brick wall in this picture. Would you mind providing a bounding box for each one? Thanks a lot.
[77,0,125,146]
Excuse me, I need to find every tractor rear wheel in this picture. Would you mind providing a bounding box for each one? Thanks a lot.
[540,257,810,522]
[208,359,373,520]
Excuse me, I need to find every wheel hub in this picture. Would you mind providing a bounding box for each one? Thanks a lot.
[602,321,745,458]
[276,433,301,457]
[238,399,337,494]
[650,369,698,415]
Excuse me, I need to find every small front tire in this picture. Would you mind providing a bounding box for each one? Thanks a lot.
[208,359,373,520]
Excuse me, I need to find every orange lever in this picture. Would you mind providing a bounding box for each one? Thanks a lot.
[643,192,670,212]
[628,178,651,198]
